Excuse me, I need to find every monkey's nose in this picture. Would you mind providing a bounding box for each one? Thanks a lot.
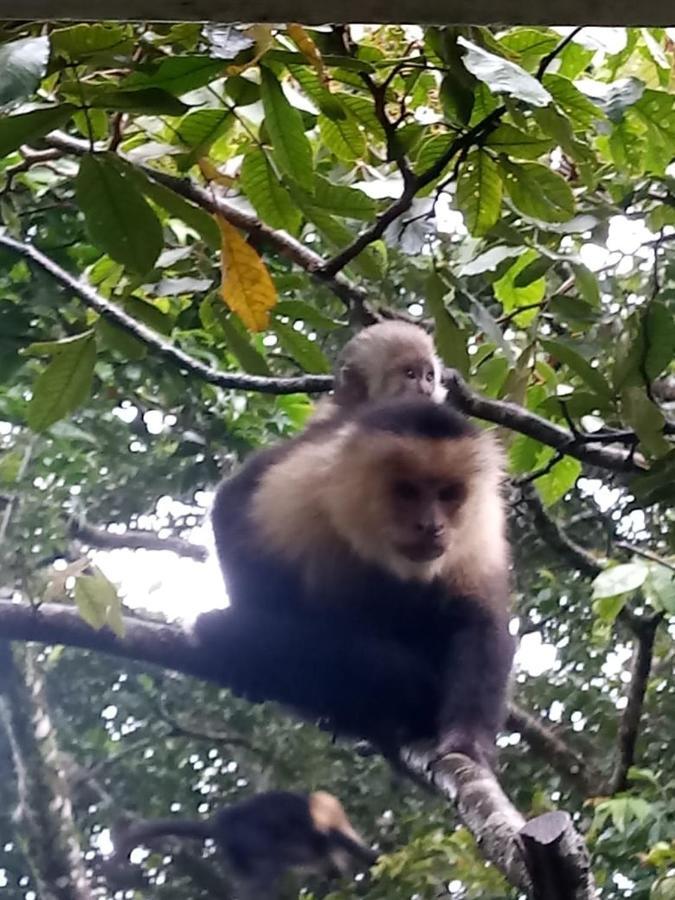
[417,520,444,538]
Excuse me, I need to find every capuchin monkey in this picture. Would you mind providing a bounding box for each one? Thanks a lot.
[113,790,377,900]
[313,320,447,421]
[195,399,513,766]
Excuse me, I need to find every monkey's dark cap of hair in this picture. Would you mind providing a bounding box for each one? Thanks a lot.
[356,399,475,440]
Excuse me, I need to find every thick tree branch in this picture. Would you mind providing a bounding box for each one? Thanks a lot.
[71,521,208,562]
[507,703,602,795]
[44,131,371,316]
[402,749,595,899]
[0,601,595,897]
[607,614,662,794]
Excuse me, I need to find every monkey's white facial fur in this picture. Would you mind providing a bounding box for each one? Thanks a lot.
[336,321,447,408]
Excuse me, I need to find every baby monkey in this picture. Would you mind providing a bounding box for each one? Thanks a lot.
[112,790,377,900]
[315,320,447,420]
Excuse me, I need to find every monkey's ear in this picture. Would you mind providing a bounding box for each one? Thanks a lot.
[334,363,368,408]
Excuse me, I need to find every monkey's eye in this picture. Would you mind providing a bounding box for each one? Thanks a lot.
[438,483,463,503]
[404,368,416,380]
[425,370,435,383]
[393,480,420,501]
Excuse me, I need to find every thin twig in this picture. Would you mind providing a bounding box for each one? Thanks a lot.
[615,541,675,574]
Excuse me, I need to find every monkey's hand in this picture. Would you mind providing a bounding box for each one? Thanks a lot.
[433,726,496,770]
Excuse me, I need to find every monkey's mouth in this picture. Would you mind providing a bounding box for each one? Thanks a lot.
[398,541,446,562]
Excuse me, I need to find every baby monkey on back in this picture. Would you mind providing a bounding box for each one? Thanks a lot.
[314,320,447,420]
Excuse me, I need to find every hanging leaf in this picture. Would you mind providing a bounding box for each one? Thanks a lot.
[286,24,326,83]
[542,73,604,127]
[643,301,675,381]
[123,56,225,95]
[240,149,302,233]
[0,105,75,158]
[27,332,96,431]
[621,386,671,458]
[318,112,366,162]
[0,36,50,107]
[424,274,470,376]
[541,339,613,402]
[74,568,125,637]
[309,174,376,220]
[500,160,575,223]
[536,455,582,507]
[216,215,277,332]
[260,66,313,191]
[270,319,331,374]
[75,153,163,273]
[457,37,551,108]
[225,24,274,75]
[459,245,522,277]
[494,249,546,324]
[86,87,189,116]
[455,149,502,236]
[211,306,271,375]
[592,562,648,600]
[174,109,234,166]
[485,124,554,159]
[571,263,600,307]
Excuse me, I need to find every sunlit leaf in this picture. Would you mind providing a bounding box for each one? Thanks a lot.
[75,153,163,274]
[318,112,366,162]
[424,274,469,375]
[175,109,234,166]
[592,562,648,600]
[541,339,613,401]
[621,386,670,458]
[536,455,582,507]
[494,249,546,324]
[75,567,125,637]
[0,105,75,158]
[123,56,225,95]
[309,174,376,220]
[270,319,331,374]
[286,24,326,82]
[457,37,552,107]
[0,36,50,106]
[216,215,277,332]
[259,66,314,191]
[456,150,502,236]
[51,23,133,59]
[459,245,522,277]
[27,332,96,431]
[542,73,604,127]
[485,124,554,159]
[500,160,575,222]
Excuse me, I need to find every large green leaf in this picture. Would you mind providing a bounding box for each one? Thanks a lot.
[309,174,376,220]
[592,563,648,600]
[27,332,96,431]
[213,307,271,376]
[175,109,234,155]
[536,454,582,507]
[424,274,469,375]
[0,36,50,107]
[87,88,189,116]
[542,73,604,128]
[51,23,133,59]
[621,386,670,458]
[240,149,302,233]
[633,90,675,174]
[318,112,366,162]
[260,66,313,191]
[270,319,331,374]
[457,37,552,108]
[74,568,125,637]
[302,204,386,281]
[455,149,502,236]
[75,153,163,274]
[123,56,225,95]
[494,249,546,324]
[500,160,575,222]
[542,339,613,402]
[485,124,554,159]
[644,301,675,381]
[0,105,75,158]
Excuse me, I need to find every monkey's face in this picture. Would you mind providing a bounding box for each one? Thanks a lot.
[380,357,443,403]
[387,472,466,564]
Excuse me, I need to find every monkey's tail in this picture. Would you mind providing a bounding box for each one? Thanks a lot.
[327,829,379,867]
[114,817,213,858]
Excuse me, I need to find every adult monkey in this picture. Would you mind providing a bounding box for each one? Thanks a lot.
[195,399,513,766]
[113,790,377,900]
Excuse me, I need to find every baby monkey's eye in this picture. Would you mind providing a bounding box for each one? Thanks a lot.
[393,480,420,501]
[438,483,463,503]
[425,370,435,382]
[404,368,416,380]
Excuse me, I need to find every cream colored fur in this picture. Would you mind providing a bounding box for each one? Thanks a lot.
[250,423,508,602]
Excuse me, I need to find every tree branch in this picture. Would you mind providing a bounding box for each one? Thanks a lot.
[71,521,208,562]
[44,131,371,316]
[402,749,595,899]
[0,233,332,397]
[507,703,602,795]
[615,540,675,574]
[607,614,662,794]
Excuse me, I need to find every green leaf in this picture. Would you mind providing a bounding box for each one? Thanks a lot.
[494,249,546,323]
[414,133,455,173]
[74,568,125,637]
[536,455,581,506]
[270,319,331,374]
[642,563,675,615]
[593,593,629,624]
[455,150,502,236]
[175,109,234,161]
[302,204,385,280]
[260,66,313,191]
[439,71,474,126]
[459,245,522,277]
[123,56,225,95]
[500,160,575,223]
[634,90,675,173]
[541,339,613,401]
[0,105,75,158]
[542,73,604,128]
[88,88,189,116]
[75,153,164,274]
[126,167,220,249]
[605,76,645,123]
[318,112,366,162]
[217,310,271,376]
[225,75,260,106]
[51,23,133,59]
[621,386,670,458]
[644,301,675,381]
[424,275,469,376]
[571,263,600,307]
[240,149,301,233]
[592,562,648,600]
[0,36,50,106]
[27,333,96,431]
[457,37,552,107]
[533,104,594,163]
[514,255,552,287]
[274,300,342,332]
[485,124,554,159]
[309,174,376,220]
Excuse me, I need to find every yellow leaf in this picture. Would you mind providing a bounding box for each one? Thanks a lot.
[216,215,277,332]
[286,24,327,83]
[226,24,274,75]
[198,157,236,187]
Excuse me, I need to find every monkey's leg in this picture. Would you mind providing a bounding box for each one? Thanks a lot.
[193,607,436,744]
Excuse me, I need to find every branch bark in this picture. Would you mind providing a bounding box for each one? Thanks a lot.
[401,749,595,899]
[71,520,208,562]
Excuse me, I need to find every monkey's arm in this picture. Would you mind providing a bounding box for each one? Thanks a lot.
[327,829,379,867]
[436,600,515,765]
